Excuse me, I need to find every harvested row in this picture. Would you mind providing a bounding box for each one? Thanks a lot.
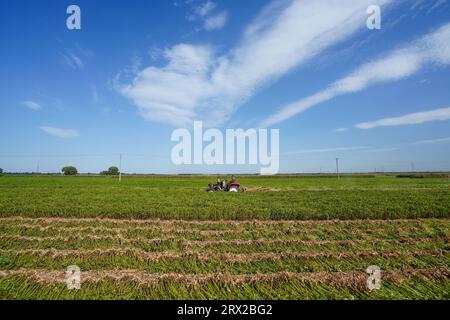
[0,267,448,288]
[1,233,446,246]
[0,234,447,253]
[2,253,447,277]
[1,223,446,242]
[1,247,447,262]
[2,271,448,300]
[1,216,447,226]
[1,219,447,236]
[2,274,449,300]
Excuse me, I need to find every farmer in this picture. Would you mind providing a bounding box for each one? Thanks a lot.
[226,175,238,189]
[217,177,225,189]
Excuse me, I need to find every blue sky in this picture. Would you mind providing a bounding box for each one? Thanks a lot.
[1,0,450,174]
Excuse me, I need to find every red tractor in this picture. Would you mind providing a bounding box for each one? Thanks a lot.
[206,178,245,192]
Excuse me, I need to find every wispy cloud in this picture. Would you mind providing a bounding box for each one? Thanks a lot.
[333,127,348,133]
[60,44,93,70]
[412,137,450,145]
[186,1,227,32]
[38,126,79,138]
[90,85,100,103]
[410,0,426,10]
[196,1,216,16]
[427,0,448,14]
[204,11,228,31]
[261,22,450,127]
[60,51,84,69]
[364,147,399,153]
[284,146,369,155]
[355,107,450,129]
[117,0,394,126]
[21,100,42,110]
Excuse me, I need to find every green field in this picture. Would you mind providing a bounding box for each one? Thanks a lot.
[0,175,449,219]
[0,175,449,299]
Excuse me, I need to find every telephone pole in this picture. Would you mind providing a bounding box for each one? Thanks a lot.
[119,154,122,182]
[336,158,340,179]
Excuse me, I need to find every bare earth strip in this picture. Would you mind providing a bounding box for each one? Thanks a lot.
[0,267,447,288]
[0,248,446,262]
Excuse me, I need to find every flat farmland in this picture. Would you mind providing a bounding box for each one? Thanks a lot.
[0,175,448,299]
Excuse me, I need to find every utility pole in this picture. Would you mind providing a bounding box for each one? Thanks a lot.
[119,154,122,182]
[336,158,340,179]
[411,163,415,172]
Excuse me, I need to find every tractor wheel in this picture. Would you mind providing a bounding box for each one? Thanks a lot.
[228,186,239,192]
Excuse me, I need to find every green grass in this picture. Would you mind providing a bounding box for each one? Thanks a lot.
[0,175,449,219]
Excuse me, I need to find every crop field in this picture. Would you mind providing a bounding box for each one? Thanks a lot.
[0,175,449,299]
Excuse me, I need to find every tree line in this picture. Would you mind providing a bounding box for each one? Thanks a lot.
[0,167,119,176]
[61,166,120,176]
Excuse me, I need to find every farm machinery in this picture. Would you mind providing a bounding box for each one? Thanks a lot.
[206,177,246,193]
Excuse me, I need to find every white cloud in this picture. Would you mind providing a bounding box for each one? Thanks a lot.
[364,147,399,153]
[118,0,393,127]
[261,22,450,127]
[59,45,92,70]
[22,100,42,110]
[410,0,426,10]
[61,51,84,69]
[355,107,450,129]
[412,137,450,145]
[117,44,215,125]
[284,146,369,155]
[91,85,99,103]
[204,11,228,31]
[38,126,79,138]
[196,1,216,16]
[333,127,348,133]
[427,0,448,14]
